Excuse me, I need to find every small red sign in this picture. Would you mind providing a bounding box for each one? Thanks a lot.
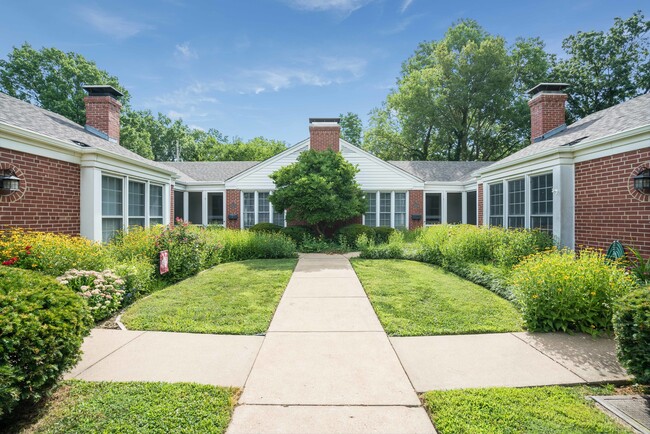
[159,250,169,275]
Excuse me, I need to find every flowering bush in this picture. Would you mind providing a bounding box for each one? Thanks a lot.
[510,248,637,334]
[155,219,207,282]
[58,269,126,321]
[106,225,162,264]
[0,228,108,276]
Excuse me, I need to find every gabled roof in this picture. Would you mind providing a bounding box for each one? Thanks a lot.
[0,92,174,174]
[388,161,493,182]
[163,161,259,182]
[486,92,650,170]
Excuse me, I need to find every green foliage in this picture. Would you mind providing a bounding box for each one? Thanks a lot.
[57,269,126,322]
[0,267,92,420]
[0,43,130,126]
[510,249,638,333]
[358,231,406,260]
[111,258,156,304]
[423,386,628,434]
[201,227,296,264]
[21,381,236,434]
[269,150,366,235]
[339,112,363,146]
[279,226,314,244]
[613,287,650,384]
[121,260,296,334]
[249,223,283,233]
[553,11,650,121]
[626,246,650,284]
[154,222,206,282]
[106,226,162,264]
[336,224,376,246]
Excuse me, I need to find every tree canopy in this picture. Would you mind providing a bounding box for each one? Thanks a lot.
[269,150,366,235]
[339,112,363,146]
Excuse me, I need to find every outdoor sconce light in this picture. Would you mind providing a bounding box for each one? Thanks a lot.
[634,169,650,194]
[0,170,20,194]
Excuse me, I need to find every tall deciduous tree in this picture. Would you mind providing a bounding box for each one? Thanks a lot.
[364,20,553,161]
[269,150,366,236]
[553,11,650,121]
[339,112,363,146]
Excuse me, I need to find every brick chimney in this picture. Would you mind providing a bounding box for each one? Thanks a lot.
[527,83,569,143]
[309,118,340,152]
[83,85,123,143]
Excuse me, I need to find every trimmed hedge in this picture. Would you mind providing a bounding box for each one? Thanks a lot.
[336,224,375,246]
[614,287,650,383]
[0,266,92,420]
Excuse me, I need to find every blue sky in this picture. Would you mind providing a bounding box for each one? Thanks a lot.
[0,0,646,144]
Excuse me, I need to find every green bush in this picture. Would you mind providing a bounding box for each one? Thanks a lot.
[57,269,126,322]
[202,228,296,262]
[155,222,206,282]
[0,267,92,420]
[112,258,156,304]
[106,226,161,264]
[336,224,375,246]
[373,227,395,244]
[510,248,637,333]
[280,226,314,244]
[613,287,650,383]
[358,231,405,259]
[249,223,283,234]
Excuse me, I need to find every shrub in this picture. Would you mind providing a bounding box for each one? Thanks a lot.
[280,226,313,244]
[249,223,283,233]
[111,258,156,304]
[336,224,375,246]
[510,248,637,333]
[0,228,108,276]
[202,228,296,262]
[58,270,126,322]
[373,227,395,244]
[626,246,650,284]
[106,226,161,264]
[0,267,92,420]
[359,231,405,259]
[154,221,206,282]
[613,287,650,383]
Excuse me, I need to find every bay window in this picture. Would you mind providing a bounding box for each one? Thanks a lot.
[102,175,123,242]
[150,185,164,225]
[531,173,553,233]
[128,181,145,227]
[507,178,525,228]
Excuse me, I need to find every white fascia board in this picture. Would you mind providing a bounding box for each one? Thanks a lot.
[340,140,424,185]
[423,181,466,192]
[80,154,174,184]
[176,182,226,192]
[478,152,574,184]
[225,140,308,186]
[572,125,650,163]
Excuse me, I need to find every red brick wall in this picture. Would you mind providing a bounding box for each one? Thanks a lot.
[575,148,650,257]
[309,125,340,152]
[226,189,241,229]
[0,148,80,235]
[528,93,567,141]
[409,190,423,230]
[477,183,484,226]
[84,95,122,142]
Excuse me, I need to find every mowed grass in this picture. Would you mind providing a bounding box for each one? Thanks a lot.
[423,386,631,434]
[20,381,237,434]
[121,259,297,334]
[351,259,523,336]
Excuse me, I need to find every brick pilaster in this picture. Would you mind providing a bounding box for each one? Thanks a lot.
[409,190,423,230]
[226,189,241,229]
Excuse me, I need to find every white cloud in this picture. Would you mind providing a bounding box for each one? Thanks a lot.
[167,110,185,120]
[282,0,373,14]
[79,7,152,39]
[174,42,198,60]
[400,0,414,13]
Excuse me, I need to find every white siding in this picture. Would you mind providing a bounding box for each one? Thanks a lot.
[227,143,308,190]
[340,144,422,190]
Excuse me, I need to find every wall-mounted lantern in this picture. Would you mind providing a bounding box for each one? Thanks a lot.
[633,169,650,194]
[0,170,20,194]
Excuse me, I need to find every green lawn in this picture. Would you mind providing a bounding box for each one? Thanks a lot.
[423,386,632,434]
[351,259,523,336]
[121,259,297,334]
[19,381,237,434]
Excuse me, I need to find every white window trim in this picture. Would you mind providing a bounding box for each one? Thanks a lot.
[240,190,286,229]
[363,190,408,229]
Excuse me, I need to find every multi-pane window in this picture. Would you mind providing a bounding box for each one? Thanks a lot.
[394,193,407,229]
[243,192,256,228]
[128,181,145,228]
[273,209,285,226]
[508,178,525,228]
[379,193,392,227]
[102,176,123,242]
[365,193,377,227]
[207,192,223,225]
[257,192,270,223]
[489,183,504,227]
[425,193,441,224]
[149,185,164,225]
[531,173,553,233]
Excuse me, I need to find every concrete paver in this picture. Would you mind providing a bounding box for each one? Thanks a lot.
[513,332,630,383]
[268,297,383,332]
[226,405,436,434]
[391,333,584,391]
[240,331,420,405]
[70,331,263,387]
[282,277,366,298]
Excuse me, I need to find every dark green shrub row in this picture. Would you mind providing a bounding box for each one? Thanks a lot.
[249,223,283,234]
[0,267,93,420]
[613,287,650,383]
[336,224,395,246]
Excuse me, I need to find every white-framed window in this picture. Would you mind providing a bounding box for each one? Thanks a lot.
[128,180,145,228]
[242,191,285,229]
[488,183,504,227]
[507,178,525,228]
[531,173,553,233]
[364,191,407,228]
[150,184,164,225]
[425,193,441,225]
[102,175,123,242]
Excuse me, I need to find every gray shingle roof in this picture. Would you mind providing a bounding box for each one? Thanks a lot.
[0,92,174,174]
[492,92,650,168]
[388,160,493,182]
[163,161,260,182]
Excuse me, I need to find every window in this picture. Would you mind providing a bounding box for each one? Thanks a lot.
[365,193,376,227]
[243,192,255,228]
[127,181,145,228]
[466,191,477,225]
[425,193,441,224]
[508,178,525,228]
[531,173,553,233]
[272,207,285,226]
[394,193,406,229]
[102,176,123,242]
[379,193,391,227]
[150,185,164,225]
[257,192,270,223]
[207,192,223,225]
[489,183,504,227]
[447,192,462,224]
